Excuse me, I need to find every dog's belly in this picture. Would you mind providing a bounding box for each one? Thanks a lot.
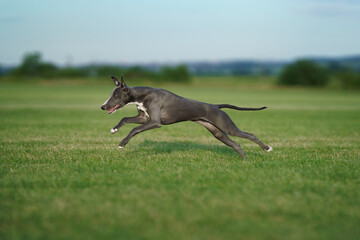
[160,111,200,125]
[160,112,177,125]
[160,101,214,125]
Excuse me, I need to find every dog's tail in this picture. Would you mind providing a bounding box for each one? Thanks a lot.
[217,104,267,111]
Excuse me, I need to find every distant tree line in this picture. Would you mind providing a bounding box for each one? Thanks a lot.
[278,59,360,89]
[1,52,192,83]
[1,52,360,89]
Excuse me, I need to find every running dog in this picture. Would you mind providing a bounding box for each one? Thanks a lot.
[101,75,272,160]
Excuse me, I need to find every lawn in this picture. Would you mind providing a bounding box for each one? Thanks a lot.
[0,77,359,240]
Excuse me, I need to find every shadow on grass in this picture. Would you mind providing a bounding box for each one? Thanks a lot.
[135,140,263,158]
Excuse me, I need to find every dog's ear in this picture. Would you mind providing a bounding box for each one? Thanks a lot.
[111,76,120,87]
[120,74,128,91]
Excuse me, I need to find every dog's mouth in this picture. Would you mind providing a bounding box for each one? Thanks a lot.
[108,105,121,114]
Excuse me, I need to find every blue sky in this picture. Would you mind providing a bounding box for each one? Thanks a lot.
[1,0,360,65]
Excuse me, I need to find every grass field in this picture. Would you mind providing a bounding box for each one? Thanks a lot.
[1,77,359,240]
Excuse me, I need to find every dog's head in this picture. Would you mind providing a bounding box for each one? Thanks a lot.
[101,75,131,114]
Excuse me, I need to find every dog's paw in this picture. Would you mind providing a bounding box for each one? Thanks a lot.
[118,146,124,149]
[266,146,273,152]
[111,128,118,134]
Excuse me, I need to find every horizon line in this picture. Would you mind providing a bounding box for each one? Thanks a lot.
[1,53,360,67]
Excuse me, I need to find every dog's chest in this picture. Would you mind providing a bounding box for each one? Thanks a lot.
[127,102,149,117]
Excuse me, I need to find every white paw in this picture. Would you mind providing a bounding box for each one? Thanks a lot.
[118,146,124,149]
[266,146,273,152]
[111,128,118,134]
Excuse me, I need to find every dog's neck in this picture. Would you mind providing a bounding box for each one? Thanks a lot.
[127,87,148,104]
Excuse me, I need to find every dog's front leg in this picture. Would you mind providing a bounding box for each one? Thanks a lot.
[111,111,148,134]
[118,119,161,148]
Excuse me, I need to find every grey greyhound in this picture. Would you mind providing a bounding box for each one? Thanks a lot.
[101,75,272,160]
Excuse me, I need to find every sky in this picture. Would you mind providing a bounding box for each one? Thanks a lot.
[1,0,360,65]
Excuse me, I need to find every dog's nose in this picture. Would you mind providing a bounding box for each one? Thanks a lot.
[101,105,105,110]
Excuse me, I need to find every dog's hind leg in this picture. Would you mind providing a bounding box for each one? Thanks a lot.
[208,110,272,152]
[233,130,272,152]
[195,120,247,160]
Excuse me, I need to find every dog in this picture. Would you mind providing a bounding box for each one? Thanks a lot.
[101,75,272,160]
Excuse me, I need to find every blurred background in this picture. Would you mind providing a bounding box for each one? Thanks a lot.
[1,0,360,87]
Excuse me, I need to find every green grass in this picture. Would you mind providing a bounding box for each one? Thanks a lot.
[1,77,359,240]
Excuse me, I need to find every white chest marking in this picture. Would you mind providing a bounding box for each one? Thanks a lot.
[127,102,149,118]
